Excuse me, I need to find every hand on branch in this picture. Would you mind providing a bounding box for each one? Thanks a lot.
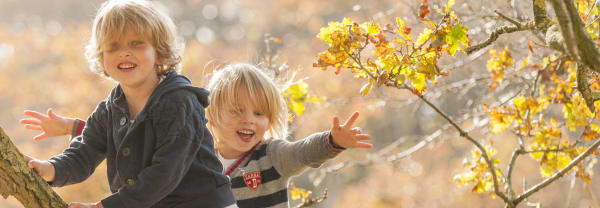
[23,155,55,182]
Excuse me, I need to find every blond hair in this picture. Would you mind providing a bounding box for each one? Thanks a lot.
[207,63,288,142]
[85,0,183,77]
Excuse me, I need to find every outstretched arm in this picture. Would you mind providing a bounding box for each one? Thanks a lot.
[19,109,80,141]
[271,111,372,177]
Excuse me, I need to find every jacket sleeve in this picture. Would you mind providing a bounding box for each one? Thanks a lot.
[48,102,108,187]
[100,92,205,208]
[269,131,344,178]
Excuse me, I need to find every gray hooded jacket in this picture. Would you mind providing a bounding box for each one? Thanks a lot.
[49,72,236,208]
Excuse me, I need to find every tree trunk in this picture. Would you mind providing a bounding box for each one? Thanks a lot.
[0,126,67,208]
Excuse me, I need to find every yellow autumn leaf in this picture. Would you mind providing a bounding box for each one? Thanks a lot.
[289,100,305,116]
[412,72,427,93]
[289,182,310,202]
[517,55,530,71]
[360,80,374,96]
[489,112,514,133]
[446,0,456,13]
[416,28,433,47]
[364,20,380,35]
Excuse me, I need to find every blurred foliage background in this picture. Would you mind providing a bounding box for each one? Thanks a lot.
[1,0,600,207]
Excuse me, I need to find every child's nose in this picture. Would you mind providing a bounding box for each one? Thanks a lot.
[241,113,256,124]
[118,49,132,58]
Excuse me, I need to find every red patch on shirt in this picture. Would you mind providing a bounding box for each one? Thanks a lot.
[243,171,262,190]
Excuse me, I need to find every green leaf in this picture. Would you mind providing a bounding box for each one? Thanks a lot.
[445,22,468,56]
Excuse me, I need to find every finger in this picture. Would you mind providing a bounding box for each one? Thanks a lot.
[24,124,43,131]
[333,117,340,128]
[354,142,373,149]
[24,110,48,121]
[343,111,359,128]
[34,133,49,141]
[68,204,82,208]
[352,127,362,133]
[28,159,39,168]
[47,108,57,119]
[20,119,41,126]
[23,154,33,162]
[355,134,371,140]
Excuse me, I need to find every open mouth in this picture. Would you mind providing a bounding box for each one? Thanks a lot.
[117,63,137,71]
[237,129,255,142]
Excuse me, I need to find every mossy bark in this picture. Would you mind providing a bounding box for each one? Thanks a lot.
[0,126,67,208]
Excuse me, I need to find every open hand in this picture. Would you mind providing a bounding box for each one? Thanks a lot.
[330,111,372,149]
[20,109,74,141]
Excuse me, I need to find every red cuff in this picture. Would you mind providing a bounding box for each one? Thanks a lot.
[75,119,85,137]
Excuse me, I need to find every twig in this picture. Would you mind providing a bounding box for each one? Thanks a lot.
[466,21,535,54]
[584,0,600,22]
[399,85,510,203]
[514,135,600,204]
[505,147,524,199]
[495,10,521,27]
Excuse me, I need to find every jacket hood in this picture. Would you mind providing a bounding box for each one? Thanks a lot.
[108,71,209,119]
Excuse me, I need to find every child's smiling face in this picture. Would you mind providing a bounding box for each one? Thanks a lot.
[102,28,159,89]
[215,88,271,159]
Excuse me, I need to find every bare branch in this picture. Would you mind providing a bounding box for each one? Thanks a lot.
[514,136,600,204]
[466,21,535,54]
[550,0,600,73]
[505,147,524,199]
[495,10,521,27]
[576,63,598,112]
[533,0,553,33]
[398,86,511,203]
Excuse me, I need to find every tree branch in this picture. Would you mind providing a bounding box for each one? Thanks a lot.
[505,147,524,199]
[514,135,600,204]
[400,86,511,203]
[0,126,67,208]
[550,0,600,73]
[576,51,598,113]
[466,21,535,54]
[495,10,521,27]
[550,0,600,112]
[533,0,553,33]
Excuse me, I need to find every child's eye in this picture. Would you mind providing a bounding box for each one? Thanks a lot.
[254,111,264,116]
[131,41,144,47]
[230,108,243,115]
[105,43,119,52]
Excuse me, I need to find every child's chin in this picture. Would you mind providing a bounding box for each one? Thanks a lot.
[238,137,253,143]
